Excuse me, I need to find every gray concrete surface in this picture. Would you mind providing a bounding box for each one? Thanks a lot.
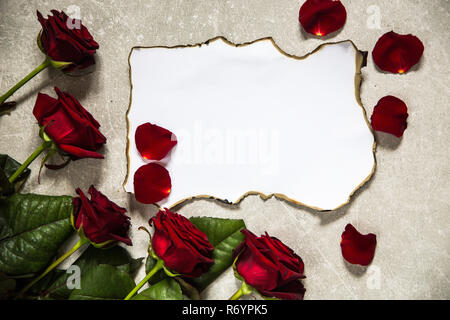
[0,0,449,299]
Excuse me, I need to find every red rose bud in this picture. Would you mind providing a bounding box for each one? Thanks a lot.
[371,95,408,138]
[233,229,306,300]
[340,224,376,266]
[37,10,99,71]
[133,163,172,204]
[299,0,347,37]
[150,208,214,277]
[135,123,177,161]
[33,87,106,160]
[372,31,424,74]
[72,186,132,247]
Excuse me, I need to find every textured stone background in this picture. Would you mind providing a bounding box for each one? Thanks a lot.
[0,0,449,299]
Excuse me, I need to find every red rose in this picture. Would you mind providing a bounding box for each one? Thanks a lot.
[233,229,306,300]
[33,87,106,160]
[340,224,376,266]
[150,208,214,278]
[37,10,99,71]
[72,185,132,247]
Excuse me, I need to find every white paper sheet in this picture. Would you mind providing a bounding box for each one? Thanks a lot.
[125,38,375,210]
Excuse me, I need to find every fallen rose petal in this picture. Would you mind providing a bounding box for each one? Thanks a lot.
[134,163,172,204]
[299,0,347,37]
[372,31,424,74]
[371,95,408,137]
[340,224,376,266]
[135,122,177,161]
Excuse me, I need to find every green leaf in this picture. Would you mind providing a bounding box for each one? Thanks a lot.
[0,193,74,276]
[43,245,143,299]
[190,217,245,247]
[188,217,246,292]
[131,278,182,300]
[0,154,31,196]
[0,273,16,298]
[69,264,135,300]
[27,268,65,296]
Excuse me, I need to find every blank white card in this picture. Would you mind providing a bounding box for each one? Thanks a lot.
[125,38,375,211]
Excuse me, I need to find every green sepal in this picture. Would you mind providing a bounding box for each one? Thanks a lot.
[231,255,244,282]
[73,226,115,249]
[36,31,45,53]
[163,265,181,278]
[240,281,254,296]
[49,59,73,70]
[0,102,17,116]
[70,209,114,249]
[39,125,55,146]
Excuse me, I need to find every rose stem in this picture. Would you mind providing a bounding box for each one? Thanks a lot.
[8,141,48,184]
[18,238,88,297]
[124,259,164,300]
[228,281,252,300]
[0,58,51,106]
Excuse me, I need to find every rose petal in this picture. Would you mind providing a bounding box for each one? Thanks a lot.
[340,224,377,266]
[299,0,347,37]
[372,31,424,74]
[259,280,306,300]
[235,238,280,291]
[371,95,408,138]
[135,123,177,161]
[133,163,172,204]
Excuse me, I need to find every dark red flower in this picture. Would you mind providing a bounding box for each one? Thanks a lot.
[299,0,347,37]
[150,208,214,277]
[33,87,106,160]
[372,31,424,74]
[371,95,408,137]
[37,10,99,71]
[233,229,306,300]
[133,163,172,204]
[135,123,177,161]
[340,224,376,266]
[72,185,132,247]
